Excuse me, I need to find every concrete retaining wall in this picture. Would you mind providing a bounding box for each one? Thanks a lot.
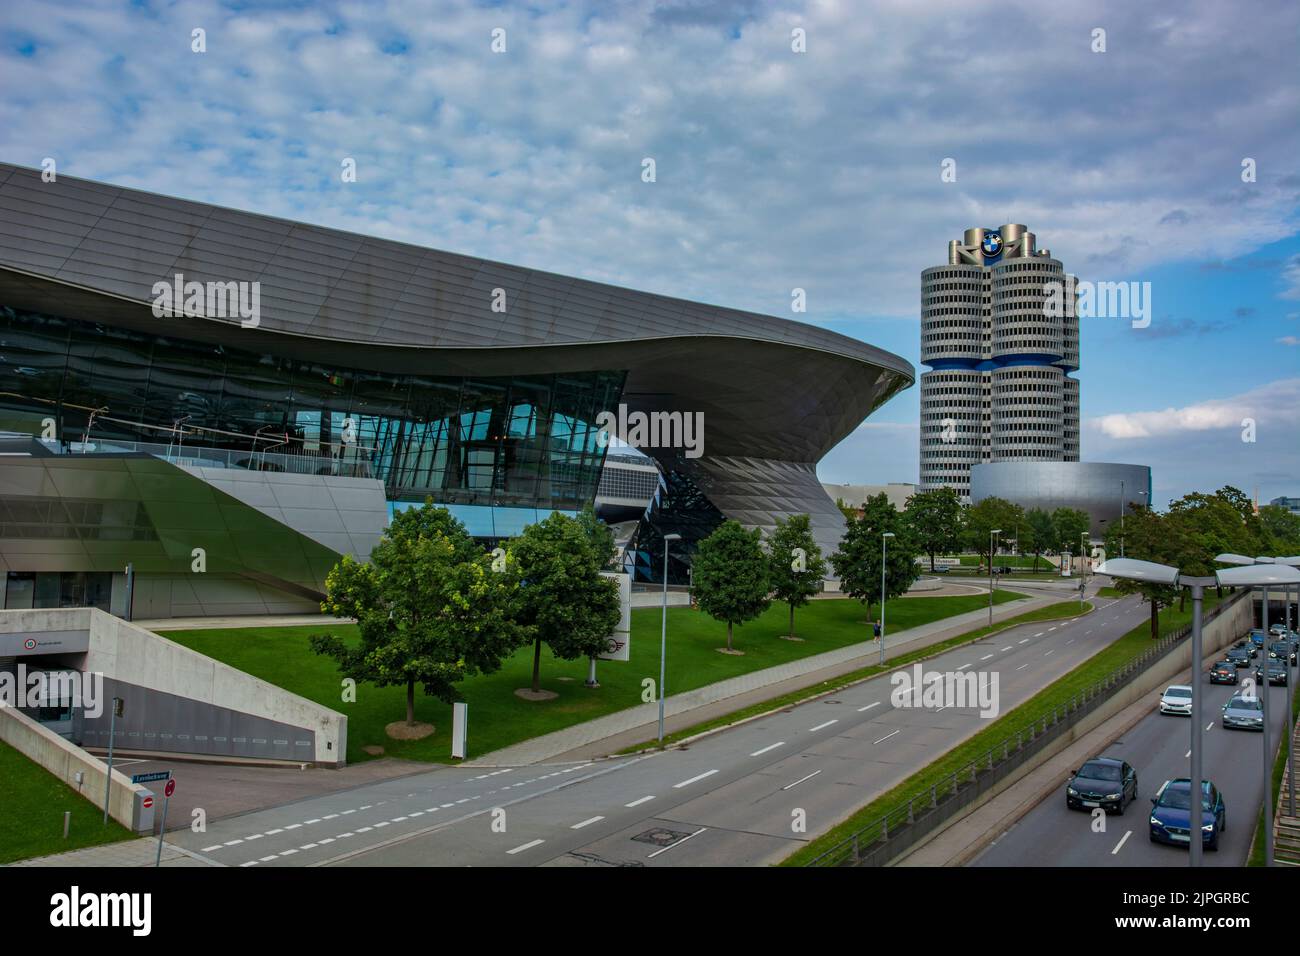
[0,607,347,766]
[0,705,155,833]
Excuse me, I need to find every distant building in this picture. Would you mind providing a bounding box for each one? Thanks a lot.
[1269,496,1300,515]
[822,482,918,512]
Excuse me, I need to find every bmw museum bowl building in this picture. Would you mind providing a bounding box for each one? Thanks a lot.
[0,163,913,616]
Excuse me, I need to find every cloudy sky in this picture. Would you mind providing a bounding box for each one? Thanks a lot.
[2,0,1297,508]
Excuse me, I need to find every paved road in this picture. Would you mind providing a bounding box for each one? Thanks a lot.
[973,657,1293,867]
[168,596,1148,867]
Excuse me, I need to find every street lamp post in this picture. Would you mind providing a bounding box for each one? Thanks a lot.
[1119,480,1126,558]
[657,533,682,745]
[1080,532,1089,611]
[1098,558,1300,866]
[988,529,1002,627]
[880,532,895,666]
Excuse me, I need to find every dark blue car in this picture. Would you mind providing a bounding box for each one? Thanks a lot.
[1149,778,1225,851]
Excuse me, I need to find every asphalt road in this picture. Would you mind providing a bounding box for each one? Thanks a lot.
[169,595,1149,867]
[973,655,1294,867]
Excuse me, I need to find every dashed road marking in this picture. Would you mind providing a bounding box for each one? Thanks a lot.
[782,770,822,791]
[626,795,655,808]
[673,769,719,789]
[873,730,901,745]
[750,742,784,757]
[507,839,544,855]
[858,701,881,712]
[809,719,839,732]
[571,816,605,829]
[1112,830,1132,855]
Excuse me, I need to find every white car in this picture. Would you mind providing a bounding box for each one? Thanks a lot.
[1159,685,1193,716]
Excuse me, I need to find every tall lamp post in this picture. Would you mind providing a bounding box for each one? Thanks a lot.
[880,532,895,666]
[657,533,682,745]
[988,529,1002,627]
[1097,558,1300,866]
[1080,532,1090,610]
[1119,480,1126,557]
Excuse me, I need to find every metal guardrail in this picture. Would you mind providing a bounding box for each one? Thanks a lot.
[803,589,1248,867]
[64,437,376,479]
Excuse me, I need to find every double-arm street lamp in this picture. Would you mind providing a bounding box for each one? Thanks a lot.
[1095,557,1300,866]
[880,532,895,665]
[988,529,1002,627]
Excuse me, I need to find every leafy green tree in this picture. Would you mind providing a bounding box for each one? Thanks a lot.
[831,493,920,627]
[963,497,1023,568]
[1051,508,1091,557]
[1024,508,1055,574]
[1102,506,1196,635]
[693,520,772,652]
[766,514,826,639]
[310,503,524,726]
[576,503,618,569]
[834,497,858,522]
[1259,504,1300,556]
[510,512,622,694]
[904,487,964,571]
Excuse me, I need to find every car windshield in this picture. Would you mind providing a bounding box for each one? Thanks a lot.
[1158,787,1212,811]
[1230,697,1263,711]
[1165,688,1191,698]
[1079,762,1121,781]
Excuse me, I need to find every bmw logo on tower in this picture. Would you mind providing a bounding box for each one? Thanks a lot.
[981,230,1003,259]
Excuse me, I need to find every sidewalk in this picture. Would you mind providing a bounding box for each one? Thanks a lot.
[10,838,216,868]
[467,588,1066,766]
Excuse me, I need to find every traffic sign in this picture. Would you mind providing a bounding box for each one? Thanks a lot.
[164,779,176,798]
[130,770,171,784]
[142,796,154,810]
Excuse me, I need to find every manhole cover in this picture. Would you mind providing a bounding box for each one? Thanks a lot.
[632,827,693,847]
[826,699,841,704]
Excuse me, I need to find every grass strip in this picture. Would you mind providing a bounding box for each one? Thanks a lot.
[780,592,1222,866]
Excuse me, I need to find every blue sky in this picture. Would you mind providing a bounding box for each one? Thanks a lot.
[1,0,1297,508]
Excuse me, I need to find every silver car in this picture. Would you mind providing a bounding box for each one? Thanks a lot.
[1221,694,1264,730]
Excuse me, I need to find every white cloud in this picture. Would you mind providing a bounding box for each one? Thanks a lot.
[1279,336,1300,346]
[1088,379,1300,439]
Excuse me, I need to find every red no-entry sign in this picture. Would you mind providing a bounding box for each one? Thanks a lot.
[142,796,154,809]
[164,779,176,798]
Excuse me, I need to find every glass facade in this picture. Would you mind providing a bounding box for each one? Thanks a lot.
[623,468,724,585]
[0,305,625,512]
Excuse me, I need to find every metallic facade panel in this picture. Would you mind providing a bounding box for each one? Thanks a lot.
[969,460,1153,536]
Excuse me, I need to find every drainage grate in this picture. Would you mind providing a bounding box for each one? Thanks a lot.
[632,827,693,847]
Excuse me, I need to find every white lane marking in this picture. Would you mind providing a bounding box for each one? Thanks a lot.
[1065,639,1074,645]
[858,702,881,712]
[323,814,339,820]
[507,839,545,855]
[259,854,278,862]
[1044,650,1054,657]
[1112,830,1132,855]
[300,843,318,850]
[223,839,243,846]
[239,860,259,868]
[750,741,785,757]
[625,795,655,808]
[1085,630,1092,635]
[1206,722,1214,731]
[571,816,605,830]
[673,769,719,789]
[304,818,321,825]
[956,663,972,671]
[1001,646,1013,652]
[1048,626,1058,631]
[201,844,223,852]
[284,824,301,830]
[279,848,298,857]
[392,816,408,822]
[265,829,284,835]
[1033,632,1044,637]
[340,810,355,816]
[245,834,263,841]
[873,729,901,745]
[782,770,822,791]
[338,832,354,839]
[355,827,373,833]
[318,837,335,845]
[980,654,994,661]
[1186,749,1192,758]
[809,719,839,732]
[647,827,708,858]
[1016,663,1029,671]
[1019,639,1029,644]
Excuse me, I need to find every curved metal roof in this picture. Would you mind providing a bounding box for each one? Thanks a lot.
[0,162,913,462]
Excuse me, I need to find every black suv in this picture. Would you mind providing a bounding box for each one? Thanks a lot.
[1208,661,1238,685]
[1225,645,1253,668]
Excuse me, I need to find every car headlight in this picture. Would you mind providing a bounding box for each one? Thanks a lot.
[1150,816,1162,827]
[1106,793,1122,800]
[1202,823,1215,832]
[1067,787,1078,796]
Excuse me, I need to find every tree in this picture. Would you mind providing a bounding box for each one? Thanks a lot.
[834,497,858,522]
[963,497,1023,568]
[766,514,826,639]
[309,502,524,726]
[1051,508,1091,557]
[904,487,964,571]
[576,503,618,569]
[1102,506,1195,635]
[1024,508,1055,574]
[693,520,771,652]
[509,512,622,694]
[1259,504,1300,556]
[831,493,920,627]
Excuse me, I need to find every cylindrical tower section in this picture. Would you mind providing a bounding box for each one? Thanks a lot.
[990,365,1064,461]
[1062,376,1080,461]
[990,257,1065,362]
[919,368,985,499]
[921,264,985,366]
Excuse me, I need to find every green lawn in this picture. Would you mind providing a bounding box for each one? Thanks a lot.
[0,740,135,864]
[164,590,1020,765]
[782,592,1223,865]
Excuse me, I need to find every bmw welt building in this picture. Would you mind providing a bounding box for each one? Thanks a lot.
[0,163,912,615]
